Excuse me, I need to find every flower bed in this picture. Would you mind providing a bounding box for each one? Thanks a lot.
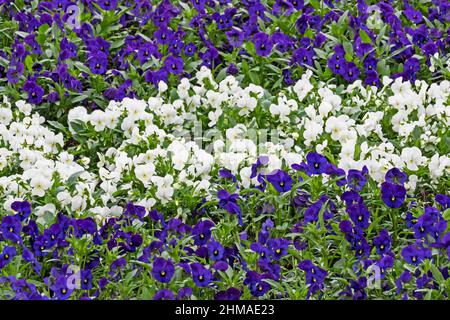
[0,69,449,300]
[0,0,449,302]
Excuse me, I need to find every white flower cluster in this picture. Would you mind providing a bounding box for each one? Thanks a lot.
[0,68,448,224]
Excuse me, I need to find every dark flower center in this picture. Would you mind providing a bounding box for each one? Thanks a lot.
[358,215,363,221]
[32,92,37,97]
[275,248,281,254]
[380,244,385,250]
[95,63,100,69]
[348,71,353,76]
[335,64,340,69]
[419,227,425,233]
[199,233,205,239]
[391,196,396,202]
[368,65,372,70]
[412,256,417,262]
[51,235,55,240]
[311,268,315,274]
[9,227,13,232]
[61,289,67,294]
[258,285,263,291]
[4,254,9,259]
[279,181,284,187]
[358,249,363,255]
[213,250,218,255]
[261,252,265,257]
[40,246,44,251]
[198,275,204,281]
[171,64,177,70]
[162,35,166,40]
[160,271,166,277]
[84,279,88,284]
[260,44,265,50]
[314,163,319,169]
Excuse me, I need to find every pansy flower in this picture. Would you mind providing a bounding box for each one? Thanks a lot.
[305,152,330,175]
[373,229,392,255]
[207,240,225,261]
[23,79,44,104]
[347,203,371,230]
[435,194,450,210]
[347,169,367,191]
[265,169,293,193]
[109,257,127,278]
[250,156,269,179]
[51,275,73,300]
[218,190,243,225]
[80,269,93,290]
[215,288,241,300]
[152,257,175,283]
[354,237,371,258]
[137,42,159,64]
[376,255,394,278]
[250,242,271,264]
[253,32,273,57]
[164,55,184,75]
[341,190,363,206]
[298,260,327,297]
[413,214,435,240]
[0,246,17,269]
[1,216,22,242]
[87,52,108,75]
[153,289,174,300]
[340,277,367,300]
[97,0,118,10]
[404,3,423,23]
[184,42,197,56]
[244,271,271,297]
[381,182,406,208]
[154,27,173,45]
[11,200,31,221]
[191,263,212,287]
[267,238,290,260]
[385,168,407,185]
[402,244,431,265]
[192,220,214,246]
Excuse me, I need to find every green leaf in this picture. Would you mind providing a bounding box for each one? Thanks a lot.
[359,29,372,44]
[443,209,450,221]
[343,41,353,58]
[47,121,67,133]
[24,55,33,72]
